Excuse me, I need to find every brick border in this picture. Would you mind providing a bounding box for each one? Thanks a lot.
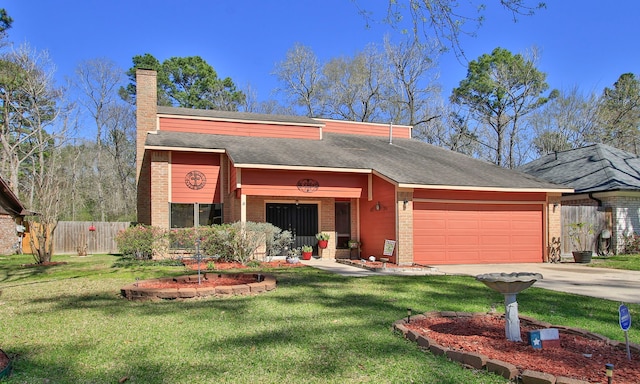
[393,311,640,384]
[121,273,276,301]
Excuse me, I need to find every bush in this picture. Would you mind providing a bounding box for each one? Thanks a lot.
[116,225,165,259]
[623,232,640,254]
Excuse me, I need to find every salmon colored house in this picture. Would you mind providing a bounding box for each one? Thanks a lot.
[136,69,571,265]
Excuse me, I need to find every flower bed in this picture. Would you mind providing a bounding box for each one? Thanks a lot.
[121,273,276,301]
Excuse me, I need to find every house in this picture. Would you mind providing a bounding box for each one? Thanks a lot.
[519,143,640,255]
[0,176,28,255]
[136,69,570,265]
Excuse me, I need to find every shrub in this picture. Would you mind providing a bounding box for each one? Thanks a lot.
[115,225,166,259]
[623,232,640,254]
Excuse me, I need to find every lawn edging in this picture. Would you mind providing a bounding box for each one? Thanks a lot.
[393,311,640,384]
[120,273,276,300]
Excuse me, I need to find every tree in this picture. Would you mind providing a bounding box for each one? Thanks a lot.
[73,58,124,222]
[273,43,325,117]
[595,73,640,154]
[528,87,598,155]
[363,0,545,58]
[383,36,442,135]
[0,44,63,195]
[451,47,550,168]
[322,44,386,122]
[120,54,245,111]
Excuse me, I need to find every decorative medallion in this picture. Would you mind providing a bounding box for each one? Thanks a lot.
[296,178,319,193]
[185,170,206,190]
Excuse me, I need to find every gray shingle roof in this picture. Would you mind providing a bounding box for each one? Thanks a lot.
[146,130,566,191]
[519,143,640,193]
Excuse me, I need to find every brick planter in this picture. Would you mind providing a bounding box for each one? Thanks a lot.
[121,273,276,301]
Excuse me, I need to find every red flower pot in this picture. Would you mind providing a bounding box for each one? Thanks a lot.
[301,251,312,260]
[318,240,328,249]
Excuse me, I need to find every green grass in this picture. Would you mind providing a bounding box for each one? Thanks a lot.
[0,254,638,383]
[592,254,640,270]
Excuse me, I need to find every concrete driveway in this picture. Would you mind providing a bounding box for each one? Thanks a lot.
[433,262,640,304]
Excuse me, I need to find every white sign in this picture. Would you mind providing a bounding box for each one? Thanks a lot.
[383,240,396,256]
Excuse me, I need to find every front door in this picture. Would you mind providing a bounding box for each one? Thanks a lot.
[266,203,318,252]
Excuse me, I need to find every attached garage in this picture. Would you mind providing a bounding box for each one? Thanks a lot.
[413,202,543,265]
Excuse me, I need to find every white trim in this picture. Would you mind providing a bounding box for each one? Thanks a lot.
[145,145,225,153]
[158,113,325,128]
[413,198,546,205]
[240,194,247,222]
[315,118,412,130]
[234,163,372,174]
[563,191,640,200]
[400,183,572,194]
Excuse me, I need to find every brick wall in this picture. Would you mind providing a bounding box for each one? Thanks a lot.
[397,190,413,265]
[150,151,169,228]
[0,215,16,255]
[136,69,157,225]
[606,195,640,253]
[547,196,562,261]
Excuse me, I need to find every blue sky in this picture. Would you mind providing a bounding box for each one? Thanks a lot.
[4,1,640,105]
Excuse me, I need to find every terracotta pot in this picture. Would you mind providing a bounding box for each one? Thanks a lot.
[318,240,328,249]
[572,251,592,264]
[301,251,312,260]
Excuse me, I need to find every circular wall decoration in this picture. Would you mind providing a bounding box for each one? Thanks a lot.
[296,178,319,193]
[185,170,206,190]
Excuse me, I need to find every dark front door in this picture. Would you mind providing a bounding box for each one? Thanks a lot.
[266,203,318,252]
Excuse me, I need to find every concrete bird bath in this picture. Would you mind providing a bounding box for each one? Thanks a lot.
[476,272,543,342]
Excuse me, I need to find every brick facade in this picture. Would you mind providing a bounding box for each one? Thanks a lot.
[0,215,17,255]
[136,69,157,225]
[396,190,413,265]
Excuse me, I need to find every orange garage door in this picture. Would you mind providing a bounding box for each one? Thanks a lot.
[413,202,543,265]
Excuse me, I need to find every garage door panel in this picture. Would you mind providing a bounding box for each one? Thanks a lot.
[414,202,542,265]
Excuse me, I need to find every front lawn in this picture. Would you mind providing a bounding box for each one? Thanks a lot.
[592,254,640,270]
[0,254,637,383]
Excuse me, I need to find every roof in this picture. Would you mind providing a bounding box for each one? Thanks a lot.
[146,130,568,192]
[0,176,29,216]
[519,143,640,193]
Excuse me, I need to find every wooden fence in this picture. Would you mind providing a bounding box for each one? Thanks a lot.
[560,205,607,255]
[23,221,131,255]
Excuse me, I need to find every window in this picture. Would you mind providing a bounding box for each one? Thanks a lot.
[170,203,223,228]
[335,201,351,249]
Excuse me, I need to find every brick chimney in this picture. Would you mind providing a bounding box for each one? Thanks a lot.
[136,69,157,225]
[136,69,157,180]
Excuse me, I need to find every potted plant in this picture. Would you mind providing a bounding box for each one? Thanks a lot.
[568,221,595,263]
[316,232,330,249]
[348,239,360,249]
[301,245,313,260]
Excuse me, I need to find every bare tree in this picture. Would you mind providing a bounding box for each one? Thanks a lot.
[322,44,387,122]
[528,87,598,156]
[0,44,63,195]
[73,58,127,221]
[383,36,442,132]
[273,43,325,117]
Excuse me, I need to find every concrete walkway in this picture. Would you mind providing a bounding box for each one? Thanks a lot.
[301,258,640,303]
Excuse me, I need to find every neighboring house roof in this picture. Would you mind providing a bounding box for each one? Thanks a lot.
[519,143,640,193]
[146,130,568,192]
[0,176,28,216]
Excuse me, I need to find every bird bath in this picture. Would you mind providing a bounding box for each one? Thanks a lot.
[476,272,543,342]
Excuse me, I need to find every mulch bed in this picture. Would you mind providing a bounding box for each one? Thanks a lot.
[183,260,306,271]
[337,259,430,270]
[405,314,640,383]
[137,274,258,289]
